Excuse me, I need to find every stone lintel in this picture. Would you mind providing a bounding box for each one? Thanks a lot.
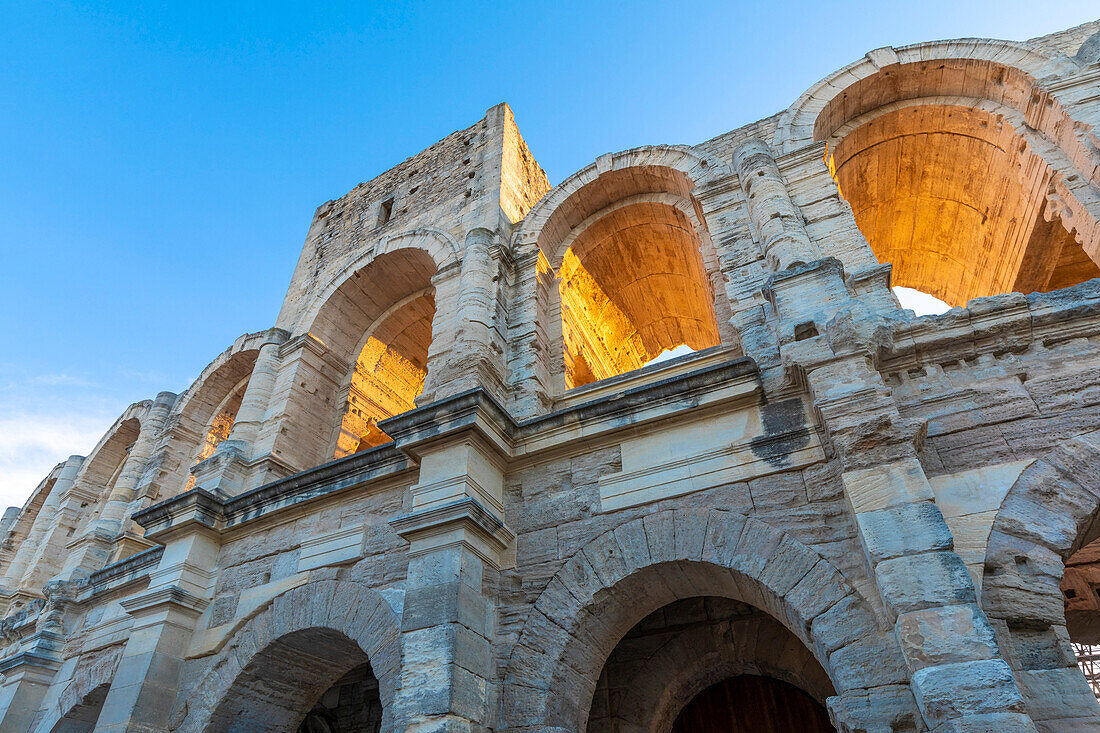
[763,257,852,329]
[775,139,829,172]
[390,498,515,568]
[86,546,164,599]
[846,262,893,292]
[517,354,761,458]
[279,332,349,373]
[119,585,209,619]
[131,488,226,542]
[0,649,62,677]
[379,388,518,462]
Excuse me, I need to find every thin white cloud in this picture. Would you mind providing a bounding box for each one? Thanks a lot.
[0,411,116,511]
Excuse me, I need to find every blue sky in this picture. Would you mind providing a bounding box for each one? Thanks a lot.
[1,1,1096,508]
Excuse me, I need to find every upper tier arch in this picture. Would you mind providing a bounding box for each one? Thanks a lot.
[773,37,1081,155]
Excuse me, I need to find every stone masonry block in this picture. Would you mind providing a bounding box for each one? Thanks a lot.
[857,500,954,563]
[876,551,976,616]
[842,459,935,514]
[895,603,999,670]
[911,659,1026,724]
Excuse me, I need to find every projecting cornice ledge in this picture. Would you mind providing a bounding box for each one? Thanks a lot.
[134,351,763,539]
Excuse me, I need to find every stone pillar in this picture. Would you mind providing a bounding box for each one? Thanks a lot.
[0,644,62,732]
[93,525,217,732]
[0,455,84,595]
[419,259,466,402]
[806,353,1036,731]
[753,254,1037,730]
[733,138,821,271]
[422,228,509,405]
[507,249,555,420]
[246,332,347,487]
[94,391,177,536]
[385,392,515,731]
[193,328,288,495]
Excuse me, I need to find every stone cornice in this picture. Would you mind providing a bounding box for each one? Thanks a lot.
[390,497,515,554]
[86,545,164,598]
[119,585,209,617]
[133,443,413,540]
[378,388,519,461]
[0,649,62,675]
[134,353,762,537]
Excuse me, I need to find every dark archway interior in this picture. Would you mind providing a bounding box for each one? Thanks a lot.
[207,628,382,732]
[50,683,109,733]
[586,596,834,732]
[296,662,382,733]
[672,675,834,733]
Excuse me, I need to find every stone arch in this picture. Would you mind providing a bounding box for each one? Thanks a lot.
[261,238,450,470]
[775,38,1078,155]
[774,40,1100,309]
[177,579,401,733]
[0,465,62,572]
[509,146,736,395]
[500,508,901,732]
[981,432,1100,727]
[69,406,146,536]
[156,331,268,498]
[44,683,109,733]
[34,644,122,733]
[295,228,459,339]
[591,602,834,733]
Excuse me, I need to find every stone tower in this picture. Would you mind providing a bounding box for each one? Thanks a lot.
[2,18,1100,733]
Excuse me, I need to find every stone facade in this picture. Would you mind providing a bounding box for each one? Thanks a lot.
[3,19,1100,733]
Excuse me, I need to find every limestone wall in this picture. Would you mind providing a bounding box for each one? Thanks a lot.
[1,19,1100,733]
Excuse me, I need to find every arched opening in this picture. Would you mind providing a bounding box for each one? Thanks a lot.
[672,676,833,733]
[49,682,109,733]
[527,159,732,392]
[817,59,1100,308]
[501,511,907,732]
[183,376,248,492]
[586,596,835,732]
[1064,539,1100,699]
[318,248,437,459]
[981,449,1100,725]
[206,627,383,732]
[560,200,721,387]
[71,417,141,538]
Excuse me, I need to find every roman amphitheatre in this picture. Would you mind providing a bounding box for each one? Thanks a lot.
[2,17,1100,733]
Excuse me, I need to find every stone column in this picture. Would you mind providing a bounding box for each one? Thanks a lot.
[733,138,821,271]
[0,455,84,595]
[93,391,177,536]
[755,253,1037,730]
[93,523,217,732]
[385,391,515,731]
[193,328,288,495]
[809,356,1034,730]
[507,249,555,420]
[419,258,468,403]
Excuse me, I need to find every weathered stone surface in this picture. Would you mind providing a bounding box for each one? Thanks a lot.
[876,551,976,615]
[4,19,1100,733]
[911,659,1027,723]
[895,604,999,670]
